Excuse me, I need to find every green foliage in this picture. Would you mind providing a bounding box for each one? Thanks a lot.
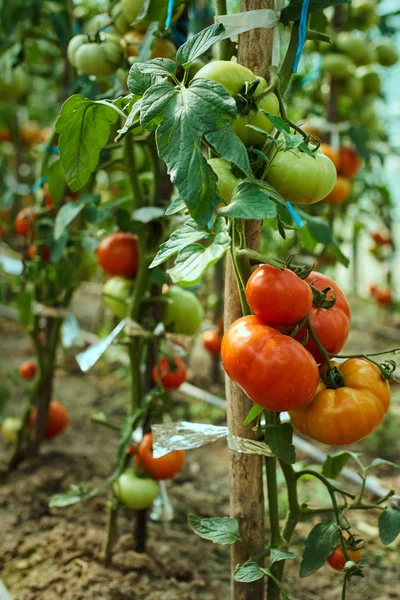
[218,181,279,219]
[379,506,400,545]
[188,515,242,545]
[300,523,340,577]
[265,423,296,465]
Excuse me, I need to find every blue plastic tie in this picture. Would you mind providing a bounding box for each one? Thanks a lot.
[286,202,303,228]
[165,0,175,29]
[44,145,59,155]
[31,175,47,193]
[293,0,310,73]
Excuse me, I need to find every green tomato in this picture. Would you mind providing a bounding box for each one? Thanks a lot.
[350,0,380,31]
[334,32,374,65]
[266,149,337,205]
[337,95,354,118]
[163,286,204,336]
[84,14,112,35]
[341,77,363,101]
[68,33,123,77]
[322,54,355,79]
[194,60,257,96]
[121,0,145,25]
[207,158,242,204]
[1,417,22,442]
[79,252,98,281]
[356,66,381,95]
[111,2,131,35]
[114,469,159,509]
[359,100,377,127]
[373,38,399,67]
[103,276,134,318]
[0,66,28,103]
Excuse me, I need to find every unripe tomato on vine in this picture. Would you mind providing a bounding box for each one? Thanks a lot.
[135,433,185,480]
[114,469,159,510]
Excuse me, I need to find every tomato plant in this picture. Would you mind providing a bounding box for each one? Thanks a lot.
[114,470,159,510]
[327,544,362,571]
[135,433,185,480]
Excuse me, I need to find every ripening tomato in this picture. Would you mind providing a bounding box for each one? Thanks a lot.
[14,208,36,237]
[266,148,337,205]
[324,176,351,204]
[319,143,340,170]
[20,121,41,146]
[1,417,22,442]
[114,469,159,510]
[296,272,351,363]
[327,544,362,570]
[121,30,176,59]
[290,358,390,445]
[246,264,313,326]
[97,232,139,278]
[221,315,319,411]
[19,361,37,380]
[375,288,392,306]
[135,433,185,480]
[152,357,187,389]
[29,400,69,439]
[371,231,391,245]
[338,147,362,178]
[202,329,222,355]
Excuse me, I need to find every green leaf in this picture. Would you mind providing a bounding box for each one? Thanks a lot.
[136,22,159,63]
[322,452,361,479]
[49,483,99,508]
[165,196,186,215]
[269,549,295,567]
[348,124,370,162]
[188,514,242,545]
[218,181,277,219]
[133,207,164,223]
[298,212,333,245]
[263,112,290,133]
[265,423,296,465]
[300,523,340,578]
[16,290,33,329]
[140,78,236,226]
[54,197,88,240]
[168,218,230,286]
[379,507,400,545]
[127,64,160,96]
[366,458,400,472]
[116,98,142,140]
[136,57,177,77]
[281,0,351,25]
[150,219,208,268]
[56,95,119,191]
[325,241,350,268]
[46,160,66,205]
[233,562,266,583]
[243,403,264,426]
[176,23,226,67]
[205,128,252,177]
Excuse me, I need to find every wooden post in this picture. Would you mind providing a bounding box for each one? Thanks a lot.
[224,2,274,599]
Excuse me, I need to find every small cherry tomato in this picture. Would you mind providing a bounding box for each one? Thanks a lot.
[19,361,37,380]
[14,208,36,237]
[135,433,185,480]
[29,400,69,439]
[371,231,391,246]
[202,329,222,355]
[327,544,361,571]
[338,147,362,178]
[375,288,392,306]
[246,264,313,326]
[97,232,139,278]
[152,357,187,389]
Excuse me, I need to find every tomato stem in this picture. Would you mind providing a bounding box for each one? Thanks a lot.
[236,247,285,269]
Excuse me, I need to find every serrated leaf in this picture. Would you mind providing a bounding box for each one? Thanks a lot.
[127,64,161,95]
[49,483,99,508]
[133,207,164,223]
[56,95,119,191]
[150,219,208,268]
[137,21,159,63]
[176,23,225,67]
[54,198,87,240]
[116,99,142,140]
[140,78,236,226]
[205,128,252,177]
[243,403,264,426]
[188,514,242,545]
[379,507,400,545]
[136,57,177,76]
[218,180,277,219]
[269,549,295,567]
[233,562,266,583]
[167,218,230,286]
[283,132,304,150]
[265,423,296,465]
[165,196,186,215]
[300,523,340,578]
[322,452,359,479]
[262,112,290,133]
[367,458,400,472]
[281,0,351,25]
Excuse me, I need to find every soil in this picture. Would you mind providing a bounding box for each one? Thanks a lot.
[0,311,399,600]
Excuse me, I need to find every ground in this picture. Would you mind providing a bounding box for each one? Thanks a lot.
[0,300,399,600]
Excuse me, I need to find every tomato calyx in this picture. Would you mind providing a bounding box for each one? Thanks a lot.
[235,79,262,115]
[310,284,337,309]
[322,365,345,389]
[284,254,313,280]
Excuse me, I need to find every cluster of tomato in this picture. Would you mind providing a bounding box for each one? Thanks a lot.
[369,283,393,307]
[67,0,179,82]
[221,263,391,446]
[319,144,362,205]
[114,432,185,510]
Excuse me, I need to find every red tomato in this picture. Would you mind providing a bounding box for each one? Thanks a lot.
[375,288,392,306]
[327,544,361,570]
[298,272,351,363]
[152,357,187,389]
[371,231,391,245]
[29,400,69,439]
[369,283,378,297]
[202,329,222,355]
[27,244,50,261]
[14,208,36,237]
[19,361,37,380]
[246,264,313,325]
[221,315,319,411]
[338,147,362,178]
[320,143,340,170]
[135,433,185,480]
[43,185,56,214]
[97,232,139,278]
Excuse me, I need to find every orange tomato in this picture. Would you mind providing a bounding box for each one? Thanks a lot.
[14,208,36,237]
[19,361,37,380]
[375,288,392,306]
[320,143,340,170]
[20,121,41,146]
[135,432,185,480]
[324,176,351,204]
[202,329,222,355]
[121,31,176,59]
[327,544,361,570]
[371,231,391,245]
[152,357,187,389]
[338,147,362,178]
[29,400,69,439]
[27,244,50,261]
